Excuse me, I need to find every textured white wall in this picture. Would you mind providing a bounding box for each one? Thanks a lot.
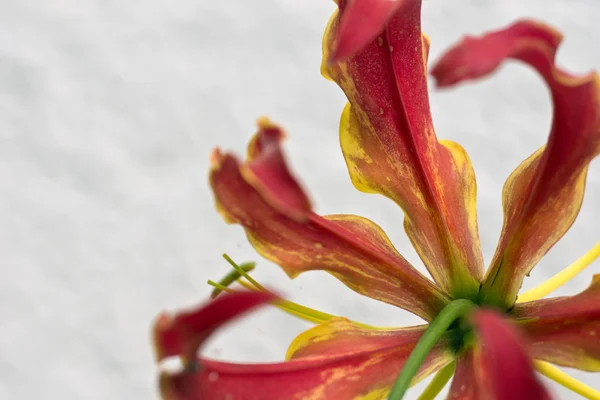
[1,1,599,399]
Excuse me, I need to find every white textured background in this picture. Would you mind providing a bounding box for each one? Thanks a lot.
[2,1,599,399]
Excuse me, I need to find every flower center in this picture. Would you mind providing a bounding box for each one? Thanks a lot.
[446,315,475,354]
[388,299,477,399]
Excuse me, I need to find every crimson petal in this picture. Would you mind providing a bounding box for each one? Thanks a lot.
[432,20,600,308]
[514,275,600,371]
[465,310,553,400]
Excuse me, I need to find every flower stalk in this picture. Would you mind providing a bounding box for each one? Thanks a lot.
[388,299,477,400]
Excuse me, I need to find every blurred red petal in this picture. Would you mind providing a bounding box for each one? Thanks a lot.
[331,0,409,61]
[153,291,275,363]
[157,309,450,399]
[469,309,553,400]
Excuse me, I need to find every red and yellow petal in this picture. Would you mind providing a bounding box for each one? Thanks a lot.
[153,291,275,363]
[286,317,452,397]
[241,118,312,223]
[448,310,552,400]
[157,301,450,400]
[161,343,444,400]
[432,19,600,308]
[324,0,484,298]
[447,352,478,400]
[513,275,600,371]
[210,120,449,321]
[329,0,407,62]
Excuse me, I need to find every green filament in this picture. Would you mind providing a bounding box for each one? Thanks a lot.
[210,259,256,298]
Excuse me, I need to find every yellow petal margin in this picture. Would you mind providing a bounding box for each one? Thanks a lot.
[287,317,452,399]
[210,121,450,321]
[514,275,600,372]
[431,20,600,308]
[324,1,484,299]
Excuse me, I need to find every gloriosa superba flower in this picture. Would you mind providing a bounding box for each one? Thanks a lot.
[152,0,600,399]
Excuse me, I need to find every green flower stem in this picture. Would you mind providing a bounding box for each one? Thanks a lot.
[388,299,477,400]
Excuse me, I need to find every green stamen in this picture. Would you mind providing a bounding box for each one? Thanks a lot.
[208,279,328,324]
[222,254,267,291]
[236,278,383,329]
[209,255,383,330]
[388,299,476,400]
[207,280,236,294]
[417,362,456,400]
[534,361,600,400]
[518,241,600,303]
[210,261,256,298]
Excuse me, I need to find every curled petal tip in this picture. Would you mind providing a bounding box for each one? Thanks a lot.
[255,118,286,144]
[331,0,406,62]
[211,119,312,223]
[154,291,275,365]
[256,116,286,138]
[256,116,274,128]
[159,372,185,400]
[243,121,312,222]
[209,148,224,171]
[437,19,600,307]
[431,35,501,88]
[431,20,564,88]
[153,312,179,363]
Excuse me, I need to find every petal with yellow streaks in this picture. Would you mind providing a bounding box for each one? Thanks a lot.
[514,275,600,371]
[324,1,484,298]
[210,121,449,321]
[446,352,478,400]
[153,291,275,363]
[286,317,451,399]
[157,300,450,400]
[431,19,600,308]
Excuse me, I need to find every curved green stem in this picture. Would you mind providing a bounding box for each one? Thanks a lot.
[388,299,476,400]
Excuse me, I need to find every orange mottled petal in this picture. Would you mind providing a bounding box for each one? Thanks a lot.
[210,123,449,321]
[161,343,442,400]
[287,317,451,394]
[432,19,600,308]
[513,275,600,371]
[468,310,553,400]
[324,0,484,298]
[158,307,449,400]
[447,352,478,400]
